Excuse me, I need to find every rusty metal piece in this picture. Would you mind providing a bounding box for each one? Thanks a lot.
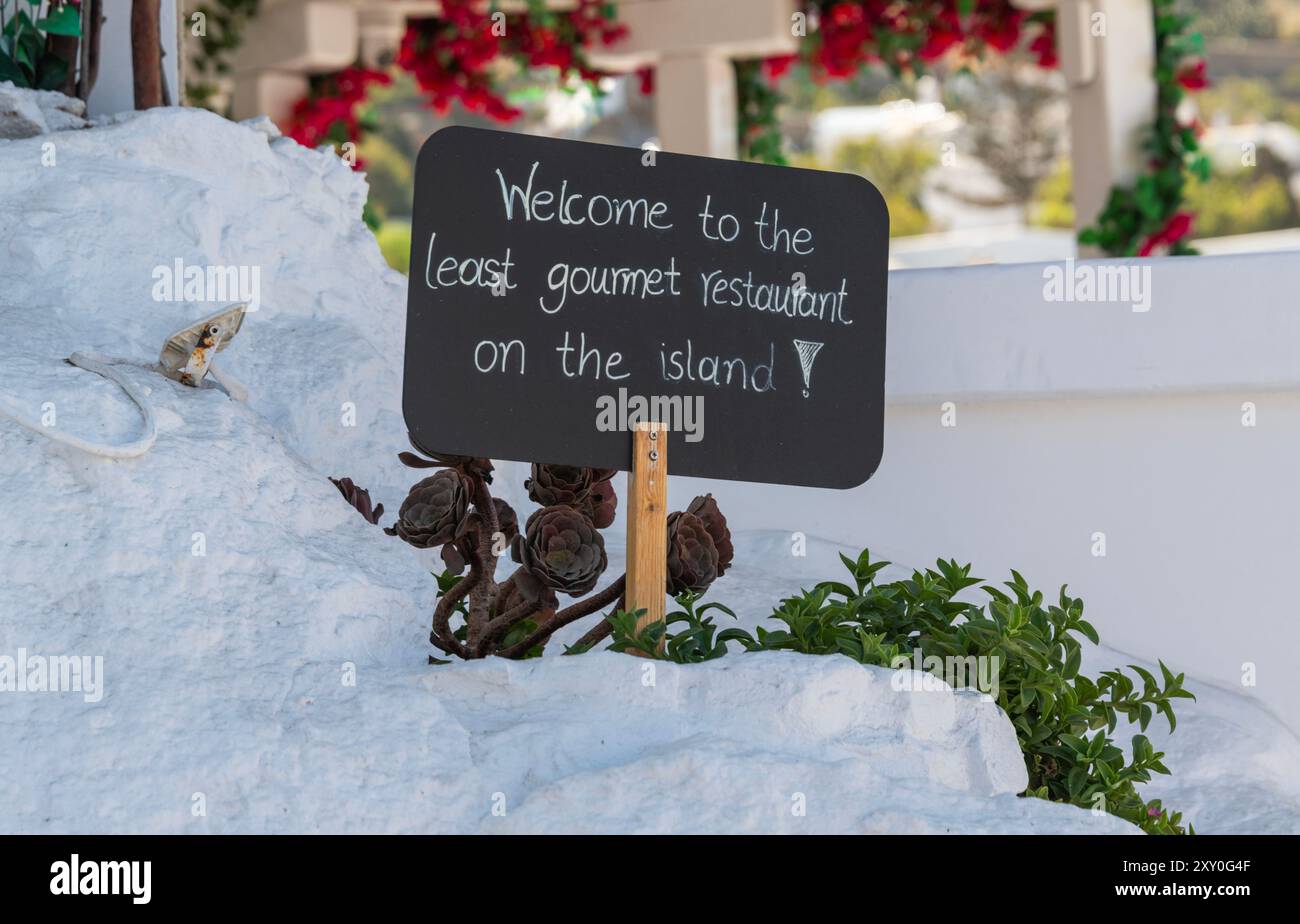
[159,304,247,387]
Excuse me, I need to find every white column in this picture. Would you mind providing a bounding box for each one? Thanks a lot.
[228,0,359,121]
[1045,0,1157,249]
[653,52,737,158]
[592,0,799,160]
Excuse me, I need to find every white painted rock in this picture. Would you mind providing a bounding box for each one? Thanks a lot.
[0,81,86,138]
[0,106,1136,834]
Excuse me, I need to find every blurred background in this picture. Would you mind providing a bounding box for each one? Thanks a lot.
[260,0,1300,272]
[9,1,1299,269]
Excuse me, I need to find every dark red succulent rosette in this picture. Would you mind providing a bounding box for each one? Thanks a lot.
[525,463,595,506]
[441,496,519,575]
[329,476,385,525]
[585,476,618,529]
[399,432,494,483]
[666,510,720,596]
[685,493,733,578]
[384,469,471,549]
[511,505,609,602]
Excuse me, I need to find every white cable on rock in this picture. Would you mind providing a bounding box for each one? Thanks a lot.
[0,351,158,459]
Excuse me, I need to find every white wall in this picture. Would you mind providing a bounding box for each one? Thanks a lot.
[87,0,180,117]
[668,252,1300,732]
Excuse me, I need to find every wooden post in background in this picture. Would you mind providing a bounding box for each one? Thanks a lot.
[130,0,162,109]
[625,421,668,652]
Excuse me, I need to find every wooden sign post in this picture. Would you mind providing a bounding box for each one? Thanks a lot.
[625,421,668,651]
[401,126,891,651]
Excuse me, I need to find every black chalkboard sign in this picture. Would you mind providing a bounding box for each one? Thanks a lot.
[403,126,888,489]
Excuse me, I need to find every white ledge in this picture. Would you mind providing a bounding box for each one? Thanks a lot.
[884,252,1300,404]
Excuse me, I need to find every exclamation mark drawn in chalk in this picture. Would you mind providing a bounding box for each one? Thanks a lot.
[792,339,824,398]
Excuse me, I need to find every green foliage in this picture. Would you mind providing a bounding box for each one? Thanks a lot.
[588,549,1196,834]
[1184,167,1296,238]
[1029,158,1075,229]
[794,136,937,237]
[359,132,414,224]
[1079,0,1207,255]
[498,617,547,659]
[1181,0,1278,40]
[790,552,1195,833]
[429,568,552,660]
[604,595,749,662]
[736,59,787,165]
[1197,75,1300,129]
[0,1,81,91]
[374,220,412,274]
[187,0,261,111]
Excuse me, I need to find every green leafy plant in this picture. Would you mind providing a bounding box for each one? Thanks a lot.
[0,0,82,91]
[736,58,788,166]
[1078,0,1209,255]
[186,0,260,111]
[600,594,747,663]
[1184,165,1297,238]
[754,552,1195,833]
[586,549,1196,834]
[794,136,937,237]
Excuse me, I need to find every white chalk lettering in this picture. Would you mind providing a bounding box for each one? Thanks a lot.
[496,161,672,230]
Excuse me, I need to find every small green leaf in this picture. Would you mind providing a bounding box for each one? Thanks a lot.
[36,3,83,37]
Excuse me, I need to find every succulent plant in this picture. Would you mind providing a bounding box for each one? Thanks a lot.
[490,496,519,544]
[329,476,384,525]
[384,469,470,549]
[584,477,618,529]
[376,445,727,660]
[511,505,608,601]
[685,493,732,577]
[442,495,520,574]
[399,432,494,483]
[525,463,595,506]
[666,510,720,595]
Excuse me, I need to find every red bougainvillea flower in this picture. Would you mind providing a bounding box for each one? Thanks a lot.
[764,54,798,80]
[635,66,655,95]
[1138,212,1194,256]
[827,2,865,29]
[283,67,391,164]
[798,1,1050,88]
[394,0,623,125]
[973,7,1025,54]
[918,28,962,63]
[1177,59,1209,90]
[1029,21,1058,69]
[916,6,963,63]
